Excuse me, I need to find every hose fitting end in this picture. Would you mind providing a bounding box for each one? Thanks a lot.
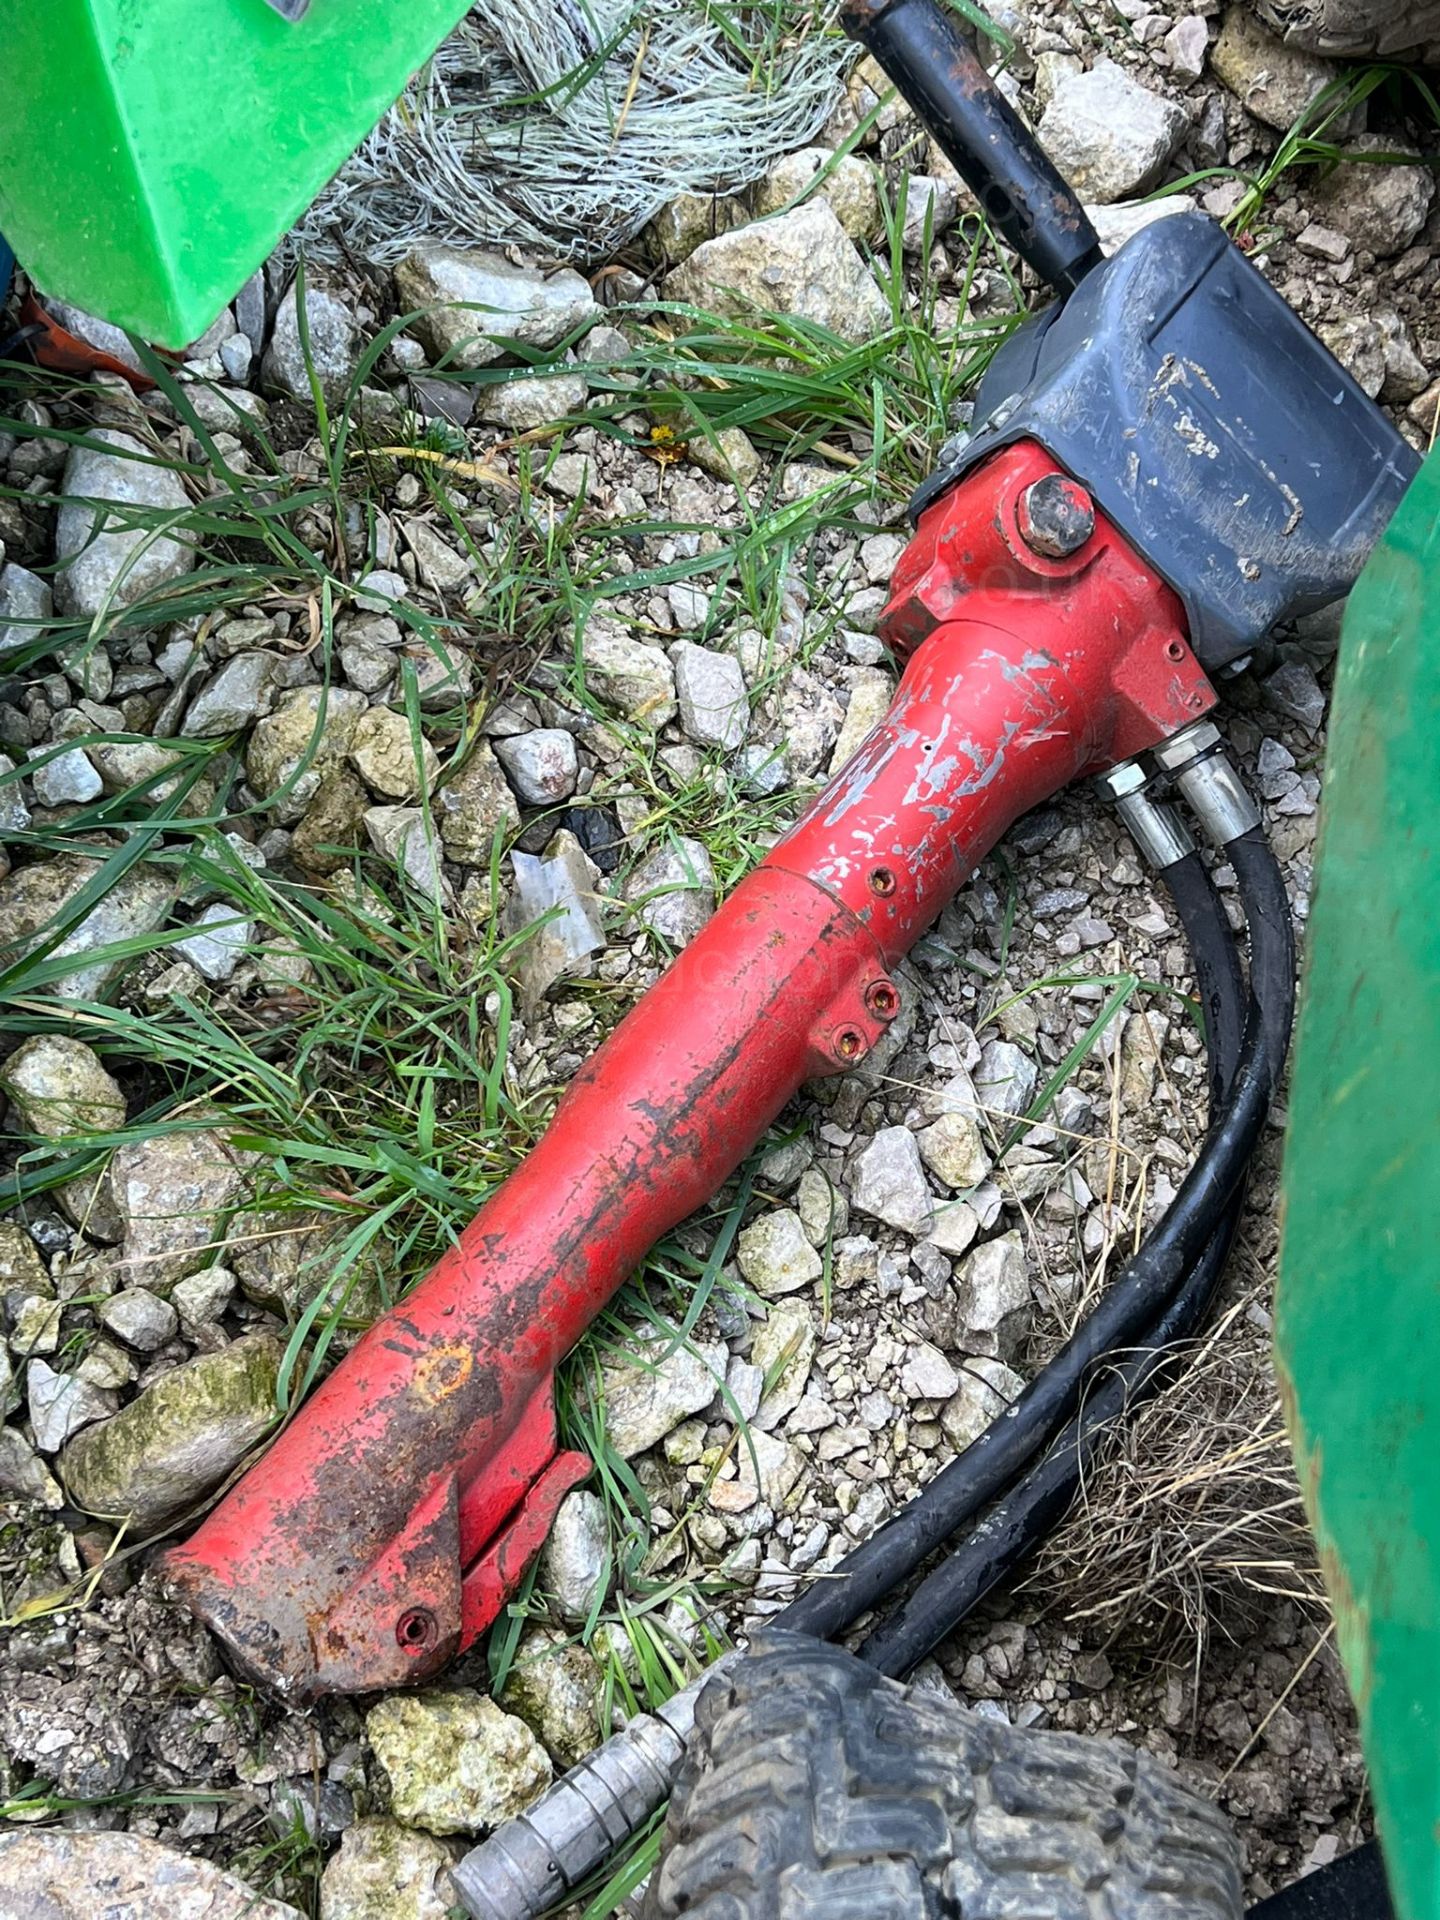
[451,1659,733,1920]
[1150,721,1261,847]
[1095,758,1195,871]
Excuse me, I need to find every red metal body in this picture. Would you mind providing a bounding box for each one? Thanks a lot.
[163,443,1215,1698]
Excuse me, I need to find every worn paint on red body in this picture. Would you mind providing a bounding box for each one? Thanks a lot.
[164,443,1214,1698]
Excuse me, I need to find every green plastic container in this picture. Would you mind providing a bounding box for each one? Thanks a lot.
[1277,446,1440,1920]
[0,0,470,347]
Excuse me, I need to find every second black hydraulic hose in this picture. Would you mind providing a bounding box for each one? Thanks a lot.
[781,848,1257,1645]
[859,832,1294,1675]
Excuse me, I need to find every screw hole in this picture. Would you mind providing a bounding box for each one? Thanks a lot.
[836,1027,865,1060]
[1166,640,1186,662]
[869,867,896,896]
[866,981,900,1019]
[396,1609,436,1653]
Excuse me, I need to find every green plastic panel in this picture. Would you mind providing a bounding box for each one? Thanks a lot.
[1277,447,1440,1920]
[0,0,469,347]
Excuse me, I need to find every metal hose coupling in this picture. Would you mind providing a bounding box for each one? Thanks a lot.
[1094,759,1195,871]
[1149,719,1261,848]
[450,1656,735,1920]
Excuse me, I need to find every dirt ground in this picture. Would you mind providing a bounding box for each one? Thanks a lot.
[1,2,1435,1913]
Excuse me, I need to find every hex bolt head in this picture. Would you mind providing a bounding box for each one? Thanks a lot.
[1018,474,1096,558]
[1093,758,1150,803]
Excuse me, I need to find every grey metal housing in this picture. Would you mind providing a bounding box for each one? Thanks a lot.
[915,212,1418,671]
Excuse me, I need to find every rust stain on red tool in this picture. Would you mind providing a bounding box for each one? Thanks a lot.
[163,443,1214,1699]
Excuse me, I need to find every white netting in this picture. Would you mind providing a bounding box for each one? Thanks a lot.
[296,0,852,267]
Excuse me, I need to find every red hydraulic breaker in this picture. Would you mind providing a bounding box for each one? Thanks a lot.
[163,440,1212,1697]
[166,0,1414,1706]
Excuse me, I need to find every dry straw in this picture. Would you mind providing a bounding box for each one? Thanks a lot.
[297,0,852,267]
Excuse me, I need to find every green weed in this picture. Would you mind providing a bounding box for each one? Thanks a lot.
[1163,62,1440,239]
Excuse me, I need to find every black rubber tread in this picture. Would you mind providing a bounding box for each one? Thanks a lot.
[643,1634,1243,1920]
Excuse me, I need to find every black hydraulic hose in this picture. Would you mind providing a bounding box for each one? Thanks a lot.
[858,835,1295,1676]
[780,854,1253,1645]
[860,1204,1243,1676]
[839,0,1104,296]
[1228,827,1296,1077]
[1166,851,1247,1099]
[782,1017,1269,1641]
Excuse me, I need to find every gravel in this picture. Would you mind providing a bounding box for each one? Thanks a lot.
[173,904,253,982]
[493,728,579,806]
[850,1125,935,1235]
[754,147,882,243]
[0,6,1411,1899]
[1312,134,1436,257]
[918,1112,992,1190]
[349,707,440,801]
[59,1334,283,1531]
[499,1626,604,1767]
[507,830,607,1004]
[262,277,360,405]
[97,1288,180,1352]
[1210,9,1343,131]
[1165,14,1210,77]
[0,1831,301,1920]
[591,1324,727,1458]
[737,1209,823,1298]
[955,1231,1032,1362]
[0,562,52,657]
[180,653,278,736]
[670,640,750,750]
[0,1424,64,1506]
[1265,660,1328,733]
[625,837,716,947]
[29,743,102,805]
[974,1039,1040,1121]
[26,1359,116,1453]
[401,520,472,594]
[941,1355,1025,1450]
[319,1819,457,1920]
[1,1034,125,1140]
[109,1127,248,1292]
[394,247,598,370]
[54,431,197,619]
[537,1489,611,1624]
[481,370,589,433]
[668,201,892,342]
[434,741,518,861]
[579,617,677,726]
[1037,61,1188,202]
[246,688,368,822]
[364,1690,551,1835]
[0,855,172,1003]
